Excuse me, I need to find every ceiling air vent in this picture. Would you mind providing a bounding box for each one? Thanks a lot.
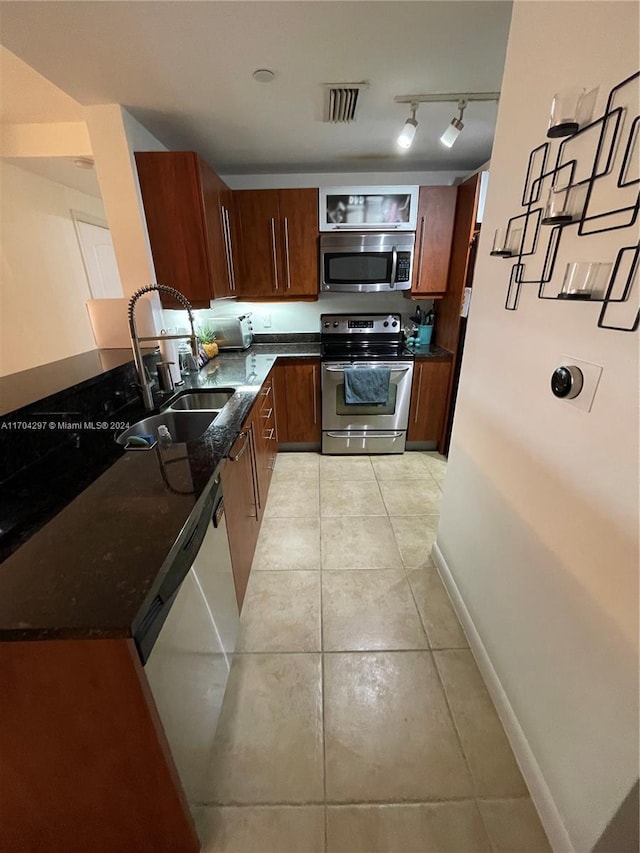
[323,82,368,123]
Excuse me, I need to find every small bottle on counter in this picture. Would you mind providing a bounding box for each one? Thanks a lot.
[157,425,173,448]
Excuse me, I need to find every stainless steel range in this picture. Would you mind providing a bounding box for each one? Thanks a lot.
[321,313,414,454]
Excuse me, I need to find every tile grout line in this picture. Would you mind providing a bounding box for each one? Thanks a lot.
[474,796,500,853]
[317,456,328,853]
[193,792,532,808]
[384,482,435,651]
[233,646,473,656]
[430,648,481,803]
[373,456,485,809]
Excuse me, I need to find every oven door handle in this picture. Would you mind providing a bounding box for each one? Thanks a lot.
[323,365,411,373]
[389,246,398,289]
[326,431,404,438]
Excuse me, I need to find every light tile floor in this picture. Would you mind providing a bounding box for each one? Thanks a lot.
[195,452,552,853]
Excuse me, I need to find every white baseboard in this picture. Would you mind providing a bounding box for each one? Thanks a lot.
[431,541,575,853]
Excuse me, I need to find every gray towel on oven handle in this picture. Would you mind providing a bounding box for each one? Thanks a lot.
[343,367,391,405]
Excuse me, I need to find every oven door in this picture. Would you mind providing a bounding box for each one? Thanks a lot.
[321,361,414,431]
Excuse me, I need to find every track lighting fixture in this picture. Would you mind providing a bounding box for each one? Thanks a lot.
[440,99,467,148]
[397,102,419,149]
[394,91,499,152]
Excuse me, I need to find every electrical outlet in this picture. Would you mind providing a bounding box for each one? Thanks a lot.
[262,314,272,328]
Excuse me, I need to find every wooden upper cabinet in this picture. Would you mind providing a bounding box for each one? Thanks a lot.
[135,151,234,307]
[198,158,235,300]
[411,186,458,297]
[277,189,319,298]
[234,188,319,300]
[234,190,281,298]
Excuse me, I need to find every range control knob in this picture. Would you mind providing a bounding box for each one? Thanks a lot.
[383,321,389,327]
[392,321,398,327]
[551,365,584,399]
[333,321,339,327]
[323,322,330,328]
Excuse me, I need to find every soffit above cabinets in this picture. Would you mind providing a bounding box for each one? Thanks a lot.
[0,1,512,174]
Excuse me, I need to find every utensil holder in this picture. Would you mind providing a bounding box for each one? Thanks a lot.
[416,325,433,348]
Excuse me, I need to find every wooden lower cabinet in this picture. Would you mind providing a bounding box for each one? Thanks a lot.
[253,374,278,516]
[221,369,278,610]
[407,359,452,442]
[0,639,199,853]
[274,358,321,444]
[221,420,260,609]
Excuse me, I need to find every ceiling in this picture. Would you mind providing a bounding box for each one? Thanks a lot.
[0,1,513,175]
[3,156,103,197]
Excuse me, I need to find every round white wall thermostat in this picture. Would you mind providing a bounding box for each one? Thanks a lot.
[551,365,584,399]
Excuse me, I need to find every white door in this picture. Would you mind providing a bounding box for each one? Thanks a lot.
[73,214,122,298]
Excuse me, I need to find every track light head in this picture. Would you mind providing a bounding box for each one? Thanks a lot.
[440,99,467,148]
[397,102,419,149]
[440,116,464,148]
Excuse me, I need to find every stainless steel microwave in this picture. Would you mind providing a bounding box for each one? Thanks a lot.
[320,232,415,293]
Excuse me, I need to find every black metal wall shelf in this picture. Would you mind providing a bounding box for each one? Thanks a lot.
[491,70,640,331]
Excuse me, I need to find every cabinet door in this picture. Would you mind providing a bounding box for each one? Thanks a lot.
[135,151,214,308]
[221,427,260,610]
[277,189,319,298]
[219,188,238,297]
[255,374,277,503]
[407,360,452,442]
[198,159,233,299]
[274,363,289,444]
[234,190,281,298]
[411,186,458,296]
[277,359,321,443]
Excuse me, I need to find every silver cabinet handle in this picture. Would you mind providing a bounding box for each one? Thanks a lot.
[223,207,236,292]
[416,215,425,288]
[270,217,279,290]
[413,364,423,424]
[248,426,260,514]
[264,427,275,440]
[261,407,273,419]
[261,384,272,398]
[220,206,234,292]
[283,216,291,289]
[229,430,249,461]
[312,364,317,425]
[390,245,398,289]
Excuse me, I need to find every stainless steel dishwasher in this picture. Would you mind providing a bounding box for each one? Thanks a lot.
[139,469,239,805]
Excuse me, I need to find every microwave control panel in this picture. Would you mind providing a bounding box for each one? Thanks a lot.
[396,254,411,282]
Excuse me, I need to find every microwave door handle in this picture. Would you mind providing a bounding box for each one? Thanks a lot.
[390,246,398,289]
[330,224,402,229]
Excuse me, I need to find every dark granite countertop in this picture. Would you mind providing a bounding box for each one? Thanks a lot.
[407,344,453,360]
[0,348,156,417]
[0,341,319,641]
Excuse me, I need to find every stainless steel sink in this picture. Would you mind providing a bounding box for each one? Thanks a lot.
[116,411,218,446]
[167,389,236,411]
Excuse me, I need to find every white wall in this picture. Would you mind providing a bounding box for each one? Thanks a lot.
[165,291,431,336]
[0,161,106,375]
[436,3,639,852]
[85,105,168,341]
[223,170,460,190]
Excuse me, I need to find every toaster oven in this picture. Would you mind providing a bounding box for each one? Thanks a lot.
[210,314,253,350]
